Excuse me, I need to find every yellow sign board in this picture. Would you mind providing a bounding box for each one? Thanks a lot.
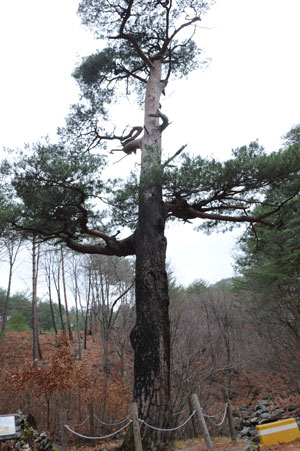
[256,418,300,447]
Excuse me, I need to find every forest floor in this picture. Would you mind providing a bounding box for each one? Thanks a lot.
[1,332,300,451]
[66,436,300,450]
[173,437,300,450]
[174,437,300,450]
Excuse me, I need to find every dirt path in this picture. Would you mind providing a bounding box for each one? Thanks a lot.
[175,437,300,450]
[174,438,249,450]
[177,445,247,451]
[70,437,300,450]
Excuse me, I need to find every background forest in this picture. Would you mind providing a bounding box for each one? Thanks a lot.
[1,202,300,446]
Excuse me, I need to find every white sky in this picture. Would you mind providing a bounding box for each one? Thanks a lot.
[1,0,300,294]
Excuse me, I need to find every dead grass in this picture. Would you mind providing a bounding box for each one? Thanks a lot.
[175,437,248,450]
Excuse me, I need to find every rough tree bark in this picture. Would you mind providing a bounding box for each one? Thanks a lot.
[130,58,172,450]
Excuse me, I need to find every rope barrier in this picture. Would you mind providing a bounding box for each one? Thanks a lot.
[64,420,132,440]
[93,413,130,426]
[202,403,228,419]
[205,403,228,427]
[64,400,227,441]
[173,408,188,416]
[67,415,90,427]
[138,410,196,432]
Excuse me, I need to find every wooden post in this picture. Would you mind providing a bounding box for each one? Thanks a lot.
[224,389,236,442]
[130,402,143,451]
[59,408,68,451]
[188,397,199,438]
[190,394,214,451]
[88,404,95,438]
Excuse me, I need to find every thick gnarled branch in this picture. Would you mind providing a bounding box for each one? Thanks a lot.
[65,233,136,257]
[111,126,143,154]
[165,197,284,227]
[149,110,170,132]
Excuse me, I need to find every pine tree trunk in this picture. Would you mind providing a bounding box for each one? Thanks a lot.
[32,236,42,365]
[129,58,173,450]
[1,239,21,332]
[61,247,73,340]
[83,277,91,349]
[73,267,82,360]
[49,293,58,336]
[45,255,58,335]
[57,288,66,336]
[1,260,13,332]
[53,266,66,337]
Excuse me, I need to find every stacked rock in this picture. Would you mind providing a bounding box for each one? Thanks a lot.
[13,412,54,451]
[233,399,300,443]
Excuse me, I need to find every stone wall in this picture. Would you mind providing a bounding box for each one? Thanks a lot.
[1,412,54,451]
[234,399,300,444]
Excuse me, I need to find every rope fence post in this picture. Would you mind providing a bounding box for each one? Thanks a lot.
[130,403,142,451]
[224,389,236,442]
[59,407,68,451]
[88,404,95,439]
[188,397,199,438]
[190,394,214,451]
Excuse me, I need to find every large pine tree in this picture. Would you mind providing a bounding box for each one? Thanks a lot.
[3,1,300,449]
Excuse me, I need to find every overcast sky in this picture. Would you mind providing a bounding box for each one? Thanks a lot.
[1,0,300,293]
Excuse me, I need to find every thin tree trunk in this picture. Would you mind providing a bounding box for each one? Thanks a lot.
[72,257,82,360]
[45,262,58,335]
[189,396,199,438]
[46,394,51,431]
[1,260,13,332]
[57,290,65,335]
[90,289,96,343]
[224,384,236,442]
[102,327,110,373]
[1,239,22,332]
[75,297,82,360]
[52,265,66,337]
[88,404,95,438]
[61,246,73,340]
[83,274,91,349]
[32,236,42,365]
[49,292,58,335]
